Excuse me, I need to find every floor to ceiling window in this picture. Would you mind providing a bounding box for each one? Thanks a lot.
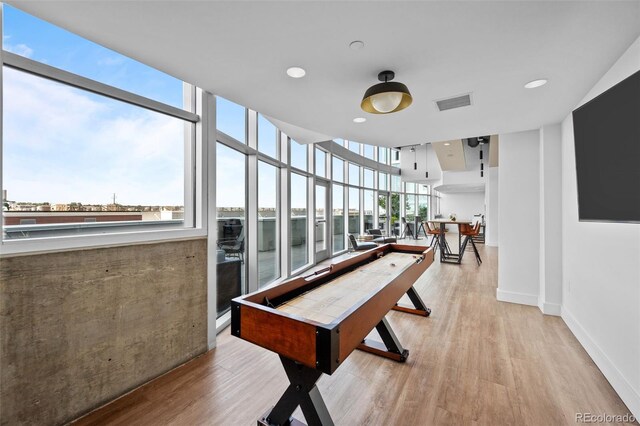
[348,187,360,237]
[418,184,430,222]
[258,161,279,287]
[333,157,344,183]
[378,193,388,233]
[290,173,308,272]
[290,139,307,172]
[364,189,375,231]
[363,144,375,160]
[315,148,327,178]
[332,184,345,253]
[1,5,196,242]
[257,114,278,159]
[217,97,246,143]
[216,143,247,317]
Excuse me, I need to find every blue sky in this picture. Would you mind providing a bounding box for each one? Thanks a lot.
[3,5,188,206]
[2,5,308,209]
[3,5,183,108]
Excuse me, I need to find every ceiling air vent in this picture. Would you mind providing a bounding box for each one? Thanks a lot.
[435,93,472,111]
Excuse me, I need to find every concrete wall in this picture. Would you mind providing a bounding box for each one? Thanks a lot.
[560,35,640,419]
[497,129,540,306]
[0,238,208,425]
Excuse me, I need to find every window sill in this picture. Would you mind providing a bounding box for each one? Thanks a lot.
[0,227,207,257]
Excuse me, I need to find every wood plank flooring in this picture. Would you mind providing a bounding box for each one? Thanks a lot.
[74,243,636,425]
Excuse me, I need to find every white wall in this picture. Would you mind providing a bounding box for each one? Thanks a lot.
[439,191,485,222]
[485,167,499,246]
[538,124,563,315]
[560,36,640,419]
[497,129,540,306]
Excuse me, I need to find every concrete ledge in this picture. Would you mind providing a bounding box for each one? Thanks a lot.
[562,307,640,420]
[496,288,538,306]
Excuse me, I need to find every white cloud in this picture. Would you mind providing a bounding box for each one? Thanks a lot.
[4,41,34,58]
[97,56,125,66]
[3,67,185,206]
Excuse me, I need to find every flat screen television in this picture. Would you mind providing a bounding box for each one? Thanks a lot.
[572,70,640,223]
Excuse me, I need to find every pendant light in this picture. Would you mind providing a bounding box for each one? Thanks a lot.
[361,70,412,114]
[411,146,417,170]
[425,143,429,178]
[480,144,484,177]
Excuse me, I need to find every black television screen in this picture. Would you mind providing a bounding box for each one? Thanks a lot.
[572,70,640,223]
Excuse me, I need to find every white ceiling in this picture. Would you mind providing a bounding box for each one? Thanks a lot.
[10,1,640,148]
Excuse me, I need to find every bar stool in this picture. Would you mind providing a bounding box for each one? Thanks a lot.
[425,221,441,250]
[460,222,482,265]
[400,217,414,239]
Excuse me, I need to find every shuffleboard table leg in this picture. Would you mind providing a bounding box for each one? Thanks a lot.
[258,356,334,426]
[358,317,410,362]
[392,286,432,317]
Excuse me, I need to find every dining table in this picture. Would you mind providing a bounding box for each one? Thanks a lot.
[428,219,473,264]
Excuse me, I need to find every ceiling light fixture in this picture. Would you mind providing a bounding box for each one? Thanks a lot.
[425,143,429,178]
[524,78,547,89]
[349,40,365,50]
[286,66,306,78]
[444,142,451,146]
[361,70,412,114]
[353,117,366,123]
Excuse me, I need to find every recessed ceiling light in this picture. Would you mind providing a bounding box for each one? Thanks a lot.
[524,79,548,89]
[286,67,306,78]
[353,117,366,123]
[444,142,451,146]
[349,40,365,50]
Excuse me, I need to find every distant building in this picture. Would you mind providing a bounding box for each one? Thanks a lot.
[3,211,143,226]
[160,210,184,220]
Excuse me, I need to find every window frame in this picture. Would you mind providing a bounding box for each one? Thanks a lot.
[0,50,205,256]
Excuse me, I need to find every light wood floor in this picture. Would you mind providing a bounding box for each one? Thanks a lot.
[74,243,636,425]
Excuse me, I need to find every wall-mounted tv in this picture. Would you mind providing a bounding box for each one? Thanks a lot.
[572,69,640,223]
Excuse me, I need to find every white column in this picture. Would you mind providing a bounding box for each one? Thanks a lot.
[497,129,540,306]
[485,167,499,246]
[279,132,290,277]
[538,124,563,315]
[247,110,259,293]
[198,89,216,349]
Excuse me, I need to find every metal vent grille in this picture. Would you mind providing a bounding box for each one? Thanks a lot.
[435,94,472,111]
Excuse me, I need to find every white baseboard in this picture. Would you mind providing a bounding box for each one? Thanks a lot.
[562,307,640,420]
[496,288,538,306]
[538,301,562,316]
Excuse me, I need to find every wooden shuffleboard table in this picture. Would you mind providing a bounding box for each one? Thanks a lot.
[231,243,435,426]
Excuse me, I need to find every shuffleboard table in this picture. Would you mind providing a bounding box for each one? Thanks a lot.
[231,243,434,426]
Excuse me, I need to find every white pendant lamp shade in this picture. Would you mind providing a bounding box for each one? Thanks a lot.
[370,91,403,113]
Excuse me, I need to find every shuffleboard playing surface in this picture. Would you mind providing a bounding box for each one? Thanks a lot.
[276,252,420,324]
